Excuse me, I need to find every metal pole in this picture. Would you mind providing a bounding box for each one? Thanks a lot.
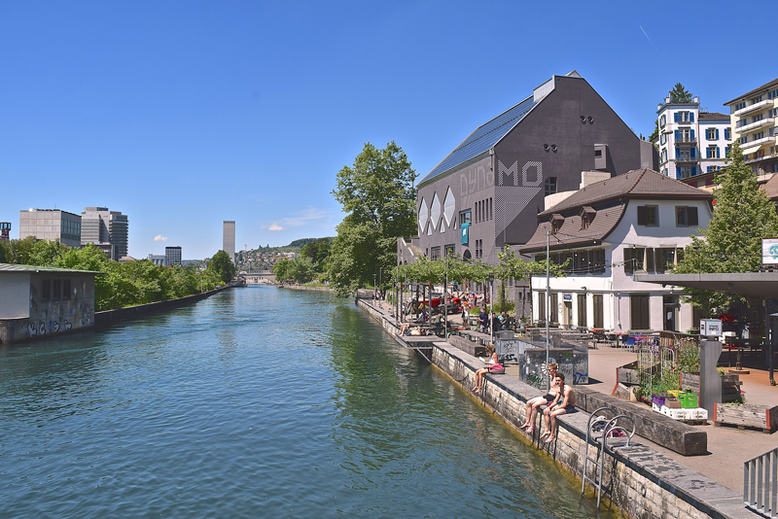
[546,230,550,373]
[490,272,495,346]
[444,256,449,339]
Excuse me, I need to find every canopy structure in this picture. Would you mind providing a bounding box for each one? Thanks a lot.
[634,272,778,299]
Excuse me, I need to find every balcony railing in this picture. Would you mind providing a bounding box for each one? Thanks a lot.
[737,117,775,135]
[675,135,697,144]
[734,98,773,117]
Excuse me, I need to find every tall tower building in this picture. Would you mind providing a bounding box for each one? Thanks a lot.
[0,222,10,241]
[223,220,235,262]
[81,207,129,260]
[165,246,182,266]
[19,209,82,248]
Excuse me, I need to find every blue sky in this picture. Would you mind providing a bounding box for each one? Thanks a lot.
[1,0,773,259]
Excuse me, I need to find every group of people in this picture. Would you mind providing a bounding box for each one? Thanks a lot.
[472,354,575,443]
[519,362,575,443]
[477,308,512,334]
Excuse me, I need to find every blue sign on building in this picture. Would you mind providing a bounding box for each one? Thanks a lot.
[461,222,469,245]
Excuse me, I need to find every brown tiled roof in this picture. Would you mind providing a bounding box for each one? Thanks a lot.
[724,78,778,106]
[538,168,711,217]
[760,173,778,201]
[699,112,729,120]
[520,202,626,253]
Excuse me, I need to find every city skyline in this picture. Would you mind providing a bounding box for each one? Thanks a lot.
[1,0,774,259]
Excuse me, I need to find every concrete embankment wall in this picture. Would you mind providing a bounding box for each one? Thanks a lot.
[357,299,751,519]
[95,285,231,327]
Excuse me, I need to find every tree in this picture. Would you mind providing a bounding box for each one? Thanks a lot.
[287,256,316,284]
[301,239,331,271]
[497,245,568,321]
[207,250,236,284]
[329,141,417,295]
[674,142,778,315]
[669,82,693,103]
[273,258,291,281]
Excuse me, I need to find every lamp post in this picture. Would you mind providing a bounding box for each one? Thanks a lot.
[373,273,377,300]
[545,230,550,378]
[379,267,383,300]
[489,272,495,346]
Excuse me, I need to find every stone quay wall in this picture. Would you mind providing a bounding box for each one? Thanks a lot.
[357,298,751,519]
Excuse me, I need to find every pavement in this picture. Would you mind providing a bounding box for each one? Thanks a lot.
[375,299,778,495]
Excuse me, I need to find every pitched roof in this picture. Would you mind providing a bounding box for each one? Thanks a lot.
[520,169,712,253]
[537,168,711,217]
[699,111,729,120]
[418,95,537,186]
[0,264,102,274]
[724,77,778,105]
[759,173,778,200]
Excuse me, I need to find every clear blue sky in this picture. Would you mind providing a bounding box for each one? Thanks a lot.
[1,0,773,259]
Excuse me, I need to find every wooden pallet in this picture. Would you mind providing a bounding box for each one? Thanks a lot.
[714,403,778,433]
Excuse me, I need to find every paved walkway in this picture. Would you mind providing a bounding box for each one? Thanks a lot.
[374,299,778,494]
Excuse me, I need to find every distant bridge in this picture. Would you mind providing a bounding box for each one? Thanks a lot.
[241,271,275,284]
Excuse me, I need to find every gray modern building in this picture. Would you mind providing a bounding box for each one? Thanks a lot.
[414,71,657,266]
[165,246,182,267]
[81,207,129,260]
[223,220,235,262]
[19,209,82,248]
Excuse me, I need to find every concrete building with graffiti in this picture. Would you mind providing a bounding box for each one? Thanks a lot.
[519,168,713,333]
[0,264,100,343]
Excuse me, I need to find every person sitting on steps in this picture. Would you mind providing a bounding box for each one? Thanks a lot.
[472,344,502,393]
[540,373,576,444]
[519,363,558,434]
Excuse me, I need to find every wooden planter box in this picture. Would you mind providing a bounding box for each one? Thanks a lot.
[714,403,778,433]
[681,372,742,403]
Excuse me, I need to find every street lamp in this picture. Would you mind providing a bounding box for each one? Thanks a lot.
[489,272,495,346]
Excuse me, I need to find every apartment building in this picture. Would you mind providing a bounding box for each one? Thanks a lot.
[656,96,731,182]
[724,78,778,176]
[81,207,129,260]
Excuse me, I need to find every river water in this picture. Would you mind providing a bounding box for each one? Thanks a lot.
[0,286,618,518]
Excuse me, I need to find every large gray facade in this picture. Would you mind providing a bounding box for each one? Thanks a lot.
[81,207,129,260]
[415,72,656,265]
[19,209,82,248]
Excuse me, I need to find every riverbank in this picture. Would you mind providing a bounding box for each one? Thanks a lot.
[356,297,754,519]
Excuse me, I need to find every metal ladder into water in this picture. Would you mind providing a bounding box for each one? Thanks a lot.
[581,406,636,508]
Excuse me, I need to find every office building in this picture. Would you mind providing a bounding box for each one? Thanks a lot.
[19,209,82,248]
[656,96,731,182]
[724,78,778,176]
[223,220,235,262]
[148,254,166,266]
[413,71,656,267]
[165,246,182,267]
[0,222,10,241]
[81,207,129,260]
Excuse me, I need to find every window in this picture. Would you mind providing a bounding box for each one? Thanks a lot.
[753,113,763,123]
[754,131,765,141]
[42,279,52,301]
[460,209,471,226]
[659,114,666,127]
[675,111,693,123]
[52,279,62,301]
[735,101,746,111]
[580,207,595,230]
[551,214,564,232]
[475,239,483,259]
[706,146,720,159]
[740,136,748,145]
[593,295,604,329]
[624,247,645,274]
[637,206,658,226]
[63,279,72,300]
[630,294,650,330]
[676,206,699,227]
[544,177,557,196]
[725,145,732,158]
[590,249,605,274]
[430,247,441,261]
[705,128,719,140]
[724,128,731,140]
[751,96,763,104]
[768,88,778,99]
[549,293,558,324]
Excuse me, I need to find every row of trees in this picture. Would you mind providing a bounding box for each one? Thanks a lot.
[0,238,236,312]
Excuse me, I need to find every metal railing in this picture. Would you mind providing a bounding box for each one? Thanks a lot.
[745,446,778,517]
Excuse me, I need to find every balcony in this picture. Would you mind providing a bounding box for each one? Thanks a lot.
[736,117,775,135]
[675,135,697,144]
[734,98,773,117]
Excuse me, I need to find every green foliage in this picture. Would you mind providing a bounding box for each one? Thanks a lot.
[207,250,236,284]
[287,256,316,284]
[0,236,69,266]
[669,82,693,103]
[674,142,778,314]
[329,141,417,295]
[301,239,331,271]
[273,258,291,281]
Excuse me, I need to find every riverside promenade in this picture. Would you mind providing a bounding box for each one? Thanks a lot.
[358,296,773,519]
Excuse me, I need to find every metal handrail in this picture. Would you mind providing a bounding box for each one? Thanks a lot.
[745,446,778,517]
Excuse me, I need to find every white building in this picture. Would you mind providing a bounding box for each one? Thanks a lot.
[520,169,713,333]
[19,209,81,248]
[657,96,731,182]
[724,78,778,176]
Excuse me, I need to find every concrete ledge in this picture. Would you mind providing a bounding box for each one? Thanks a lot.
[575,387,707,456]
[448,335,486,357]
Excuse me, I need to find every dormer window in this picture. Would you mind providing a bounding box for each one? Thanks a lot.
[580,206,596,230]
[551,214,564,232]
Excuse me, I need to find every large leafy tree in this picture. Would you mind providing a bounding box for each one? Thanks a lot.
[669,82,693,103]
[674,142,778,315]
[329,141,417,295]
[207,250,236,284]
[301,239,331,271]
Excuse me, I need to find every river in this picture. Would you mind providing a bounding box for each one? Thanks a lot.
[0,286,618,518]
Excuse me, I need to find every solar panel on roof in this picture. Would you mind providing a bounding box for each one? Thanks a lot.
[419,95,537,186]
